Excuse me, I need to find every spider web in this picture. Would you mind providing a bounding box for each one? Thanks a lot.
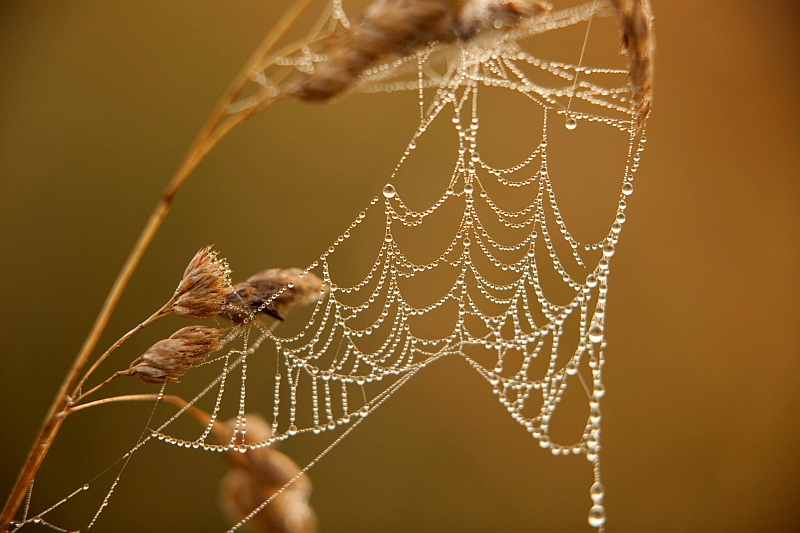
[11,1,650,532]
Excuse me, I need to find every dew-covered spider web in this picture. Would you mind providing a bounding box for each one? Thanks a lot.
[11,1,652,532]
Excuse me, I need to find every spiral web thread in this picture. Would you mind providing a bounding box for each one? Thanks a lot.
[12,2,649,532]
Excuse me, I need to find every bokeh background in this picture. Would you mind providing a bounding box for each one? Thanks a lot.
[1,1,797,532]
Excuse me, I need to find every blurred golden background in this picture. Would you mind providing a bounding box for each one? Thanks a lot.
[0,1,797,532]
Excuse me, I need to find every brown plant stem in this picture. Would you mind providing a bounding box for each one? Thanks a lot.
[0,1,313,530]
[70,307,168,404]
[63,394,255,472]
[61,393,183,415]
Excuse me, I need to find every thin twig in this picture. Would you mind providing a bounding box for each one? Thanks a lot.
[62,393,182,415]
[68,372,129,408]
[0,1,314,530]
[63,394,252,472]
[70,307,168,403]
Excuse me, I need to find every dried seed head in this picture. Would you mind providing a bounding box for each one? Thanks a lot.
[247,268,324,313]
[169,246,232,319]
[454,0,550,40]
[225,269,325,323]
[222,415,307,489]
[608,0,654,128]
[225,282,284,322]
[128,325,226,383]
[219,415,316,533]
[220,470,316,533]
[292,0,549,101]
[293,0,452,101]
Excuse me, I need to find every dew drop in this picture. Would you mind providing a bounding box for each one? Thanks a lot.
[83,484,90,491]
[566,362,578,375]
[588,325,604,343]
[382,184,396,198]
[565,117,578,130]
[463,183,474,194]
[621,182,634,195]
[590,481,605,502]
[359,405,370,417]
[602,243,615,257]
[588,504,607,528]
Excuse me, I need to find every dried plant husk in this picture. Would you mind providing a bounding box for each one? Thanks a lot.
[292,0,549,101]
[608,0,654,127]
[127,325,226,383]
[225,269,324,323]
[168,246,233,319]
[219,415,316,533]
[455,0,550,39]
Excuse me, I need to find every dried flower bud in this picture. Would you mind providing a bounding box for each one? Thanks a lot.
[168,246,232,319]
[293,0,549,101]
[219,415,316,533]
[225,269,325,323]
[127,326,226,383]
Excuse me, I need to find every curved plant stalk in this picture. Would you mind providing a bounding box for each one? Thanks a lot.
[0,1,314,530]
[62,394,257,470]
[63,395,239,454]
